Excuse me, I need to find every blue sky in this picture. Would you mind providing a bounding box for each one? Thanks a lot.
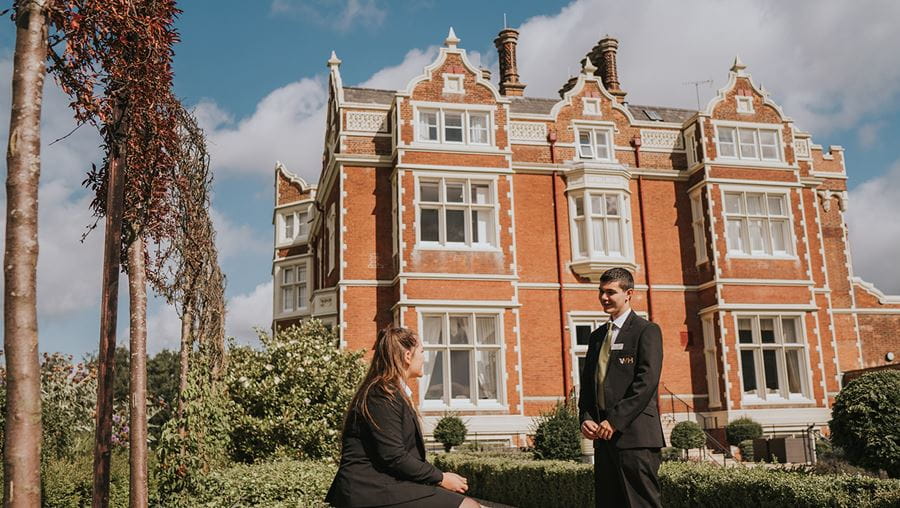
[2,0,900,357]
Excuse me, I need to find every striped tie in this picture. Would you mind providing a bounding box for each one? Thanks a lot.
[596,322,614,409]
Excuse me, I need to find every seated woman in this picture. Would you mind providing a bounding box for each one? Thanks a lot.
[326,326,480,508]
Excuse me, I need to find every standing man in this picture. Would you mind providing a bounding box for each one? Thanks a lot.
[578,268,665,507]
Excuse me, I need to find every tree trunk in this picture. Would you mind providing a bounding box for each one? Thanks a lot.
[127,238,148,508]
[177,299,192,420]
[4,2,51,506]
[92,101,128,508]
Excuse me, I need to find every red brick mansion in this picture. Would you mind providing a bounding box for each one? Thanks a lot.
[271,28,900,444]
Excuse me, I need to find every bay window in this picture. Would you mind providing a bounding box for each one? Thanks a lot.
[736,315,810,402]
[723,190,793,257]
[570,191,630,260]
[417,176,497,248]
[421,312,503,408]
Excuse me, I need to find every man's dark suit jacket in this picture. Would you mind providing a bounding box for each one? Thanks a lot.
[578,311,666,449]
[325,385,443,507]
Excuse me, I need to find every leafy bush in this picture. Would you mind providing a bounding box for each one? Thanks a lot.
[738,439,755,462]
[725,416,763,446]
[830,370,900,478]
[433,414,467,452]
[225,321,366,463]
[670,421,705,452]
[532,398,581,461]
[433,454,900,508]
[172,459,337,507]
[661,447,683,462]
[39,449,159,507]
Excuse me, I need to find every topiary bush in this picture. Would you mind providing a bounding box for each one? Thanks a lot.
[830,370,900,478]
[738,439,755,462]
[532,398,581,461]
[661,447,683,462]
[725,416,763,446]
[225,320,366,463]
[670,421,705,454]
[433,414,468,452]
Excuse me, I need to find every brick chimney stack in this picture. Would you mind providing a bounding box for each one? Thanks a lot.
[494,28,526,96]
[588,36,627,102]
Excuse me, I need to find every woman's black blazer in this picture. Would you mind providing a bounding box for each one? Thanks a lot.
[325,386,443,507]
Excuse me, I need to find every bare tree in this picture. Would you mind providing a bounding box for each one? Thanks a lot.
[3,1,52,504]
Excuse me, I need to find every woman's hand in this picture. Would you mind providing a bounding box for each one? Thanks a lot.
[439,472,469,494]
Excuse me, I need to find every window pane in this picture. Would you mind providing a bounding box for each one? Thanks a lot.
[590,196,605,216]
[444,112,463,142]
[762,349,779,393]
[760,318,776,343]
[606,219,621,255]
[297,268,307,282]
[476,350,498,399]
[283,214,294,239]
[718,128,736,157]
[761,144,778,160]
[725,193,743,214]
[575,219,587,257]
[595,131,610,160]
[424,351,444,400]
[423,316,444,344]
[297,284,307,308]
[767,196,785,216]
[727,219,744,252]
[760,130,778,160]
[575,325,592,346]
[739,128,758,158]
[785,349,804,395]
[282,287,294,312]
[420,208,439,242]
[420,182,440,202]
[472,209,493,245]
[283,267,294,285]
[446,182,465,203]
[449,316,471,344]
[297,212,308,236]
[738,319,754,343]
[746,194,763,215]
[579,132,594,158]
[476,316,497,344]
[782,318,798,343]
[450,350,471,399]
[749,219,765,252]
[469,113,489,144]
[471,184,491,204]
[419,111,438,141]
[740,350,757,394]
[771,220,788,253]
[592,219,606,253]
[605,194,620,216]
[574,197,584,217]
[445,209,465,242]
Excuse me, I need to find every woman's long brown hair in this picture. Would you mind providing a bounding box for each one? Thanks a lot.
[348,326,419,428]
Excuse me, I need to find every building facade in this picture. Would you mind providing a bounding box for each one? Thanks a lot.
[272,28,900,444]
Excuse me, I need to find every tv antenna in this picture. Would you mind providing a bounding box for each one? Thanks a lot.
[684,79,714,110]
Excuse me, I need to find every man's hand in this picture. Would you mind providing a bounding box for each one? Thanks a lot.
[439,472,469,494]
[596,420,616,440]
[581,419,600,440]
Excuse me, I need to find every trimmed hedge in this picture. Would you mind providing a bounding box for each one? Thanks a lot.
[670,421,705,451]
[434,453,900,508]
[174,459,337,507]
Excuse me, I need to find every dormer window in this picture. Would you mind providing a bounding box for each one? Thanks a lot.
[576,128,613,161]
[736,96,754,114]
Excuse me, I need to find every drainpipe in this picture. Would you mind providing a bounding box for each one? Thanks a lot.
[549,130,572,397]
[632,136,654,321]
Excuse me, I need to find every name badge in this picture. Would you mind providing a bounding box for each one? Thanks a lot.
[610,342,624,350]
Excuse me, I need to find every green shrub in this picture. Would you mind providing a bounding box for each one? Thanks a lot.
[670,421,705,452]
[433,414,468,452]
[725,416,763,446]
[830,370,900,478]
[531,398,581,461]
[174,459,337,507]
[225,321,366,463]
[738,439,754,462]
[434,453,900,508]
[39,449,158,507]
[661,447,683,462]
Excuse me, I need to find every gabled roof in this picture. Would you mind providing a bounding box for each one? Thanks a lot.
[508,97,558,115]
[626,104,696,124]
[342,86,395,105]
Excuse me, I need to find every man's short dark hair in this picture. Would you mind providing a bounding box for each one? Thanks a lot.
[599,267,634,291]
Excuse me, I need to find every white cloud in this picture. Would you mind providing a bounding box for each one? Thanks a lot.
[225,281,273,347]
[146,297,183,354]
[270,0,386,31]
[514,0,900,134]
[210,207,269,261]
[847,160,900,294]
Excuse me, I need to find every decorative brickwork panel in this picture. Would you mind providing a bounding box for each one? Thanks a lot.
[346,111,388,133]
[794,138,810,158]
[640,129,684,150]
[510,121,547,142]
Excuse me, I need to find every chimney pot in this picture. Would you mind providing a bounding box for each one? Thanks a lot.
[494,28,526,96]
[589,36,627,102]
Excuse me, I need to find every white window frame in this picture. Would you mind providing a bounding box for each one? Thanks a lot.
[413,104,494,147]
[327,204,336,274]
[583,98,601,116]
[714,123,782,162]
[568,190,633,262]
[419,311,506,410]
[570,315,608,393]
[685,125,698,167]
[690,191,708,265]
[721,187,795,259]
[734,313,813,404]
[575,126,615,162]
[276,205,310,247]
[701,316,721,408]
[276,261,309,316]
[414,174,500,251]
[736,95,754,114]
